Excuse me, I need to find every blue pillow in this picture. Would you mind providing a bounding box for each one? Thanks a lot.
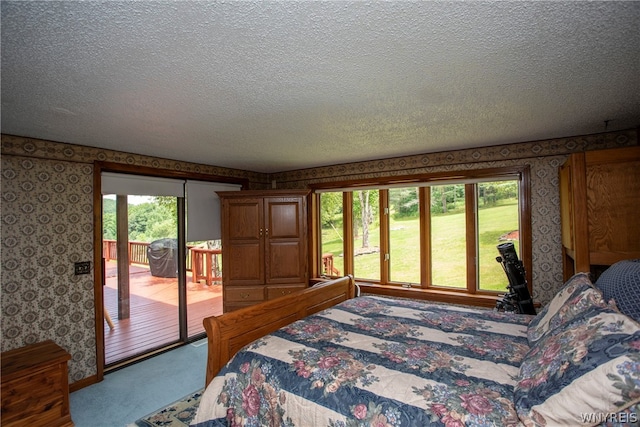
[595,259,640,323]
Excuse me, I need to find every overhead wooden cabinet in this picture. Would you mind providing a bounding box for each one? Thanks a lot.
[219,190,310,312]
[559,146,640,280]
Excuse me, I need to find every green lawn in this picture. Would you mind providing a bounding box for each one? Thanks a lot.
[321,201,519,291]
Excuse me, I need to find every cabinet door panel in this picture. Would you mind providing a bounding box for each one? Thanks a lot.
[223,197,265,286]
[266,199,302,238]
[267,241,306,283]
[226,199,262,239]
[226,243,263,284]
[264,197,307,284]
[587,160,640,253]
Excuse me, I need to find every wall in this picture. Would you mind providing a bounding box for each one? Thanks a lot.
[1,129,637,385]
[272,129,639,306]
[2,155,95,383]
[0,135,263,383]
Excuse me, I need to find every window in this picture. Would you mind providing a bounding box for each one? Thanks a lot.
[388,187,421,284]
[429,183,467,288]
[476,180,521,291]
[315,167,531,296]
[319,192,345,277]
[353,190,380,281]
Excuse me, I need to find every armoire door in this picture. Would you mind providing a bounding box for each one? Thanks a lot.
[222,197,265,286]
[264,196,307,284]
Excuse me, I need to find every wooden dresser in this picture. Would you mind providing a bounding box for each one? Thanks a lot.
[1,340,73,427]
[559,146,640,280]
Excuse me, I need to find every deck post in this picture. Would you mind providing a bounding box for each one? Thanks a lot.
[116,195,130,319]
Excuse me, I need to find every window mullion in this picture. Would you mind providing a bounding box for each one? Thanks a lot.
[420,187,431,289]
[379,190,390,284]
[343,192,354,276]
[311,193,321,278]
[465,184,478,293]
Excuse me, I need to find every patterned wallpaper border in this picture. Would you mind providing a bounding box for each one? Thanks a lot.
[270,129,637,187]
[3,129,636,187]
[1,134,268,188]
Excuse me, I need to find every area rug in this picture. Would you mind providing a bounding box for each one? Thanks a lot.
[129,388,203,427]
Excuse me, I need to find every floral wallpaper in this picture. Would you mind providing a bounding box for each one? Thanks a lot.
[1,156,95,382]
[1,129,637,385]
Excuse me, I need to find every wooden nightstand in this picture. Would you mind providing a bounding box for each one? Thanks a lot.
[1,340,73,427]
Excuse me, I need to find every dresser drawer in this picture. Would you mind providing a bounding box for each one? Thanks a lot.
[266,285,307,300]
[225,286,265,302]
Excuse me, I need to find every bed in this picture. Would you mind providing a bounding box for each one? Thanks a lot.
[192,269,640,427]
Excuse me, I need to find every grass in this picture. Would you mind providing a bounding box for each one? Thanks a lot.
[321,200,519,292]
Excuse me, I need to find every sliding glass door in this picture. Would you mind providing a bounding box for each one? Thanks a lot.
[102,194,181,366]
[99,172,240,368]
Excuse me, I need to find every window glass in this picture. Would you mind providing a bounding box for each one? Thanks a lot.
[477,180,520,292]
[389,187,421,284]
[353,190,380,281]
[319,192,344,277]
[429,184,466,288]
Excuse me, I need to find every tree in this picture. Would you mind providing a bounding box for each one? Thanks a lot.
[101,196,177,242]
[441,186,448,213]
[354,190,378,249]
[320,192,344,242]
[430,185,465,214]
[390,187,419,219]
[358,191,371,248]
[102,198,117,239]
[154,196,178,218]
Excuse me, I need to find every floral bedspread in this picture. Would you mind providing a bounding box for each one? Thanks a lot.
[191,296,533,427]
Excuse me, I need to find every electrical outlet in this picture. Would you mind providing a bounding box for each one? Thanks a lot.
[74,261,91,275]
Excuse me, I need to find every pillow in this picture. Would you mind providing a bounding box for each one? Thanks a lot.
[527,272,607,344]
[596,259,640,323]
[515,305,640,426]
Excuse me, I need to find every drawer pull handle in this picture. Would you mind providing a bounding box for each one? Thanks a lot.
[241,293,249,299]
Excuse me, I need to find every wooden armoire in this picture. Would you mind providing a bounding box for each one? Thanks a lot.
[559,146,640,280]
[218,190,310,312]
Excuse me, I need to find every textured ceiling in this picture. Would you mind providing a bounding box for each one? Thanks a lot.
[2,1,639,173]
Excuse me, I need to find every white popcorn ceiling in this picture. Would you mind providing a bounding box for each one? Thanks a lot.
[1,1,639,173]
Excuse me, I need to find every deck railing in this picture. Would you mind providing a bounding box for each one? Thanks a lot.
[102,240,194,271]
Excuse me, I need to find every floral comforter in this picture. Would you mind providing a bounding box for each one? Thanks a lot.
[191,296,533,427]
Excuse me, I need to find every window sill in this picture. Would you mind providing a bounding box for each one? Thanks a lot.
[356,282,500,309]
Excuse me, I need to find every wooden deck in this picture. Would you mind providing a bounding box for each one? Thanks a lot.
[103,262,222,366]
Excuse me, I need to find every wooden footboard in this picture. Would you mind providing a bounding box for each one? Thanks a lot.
[202,275,356,386]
